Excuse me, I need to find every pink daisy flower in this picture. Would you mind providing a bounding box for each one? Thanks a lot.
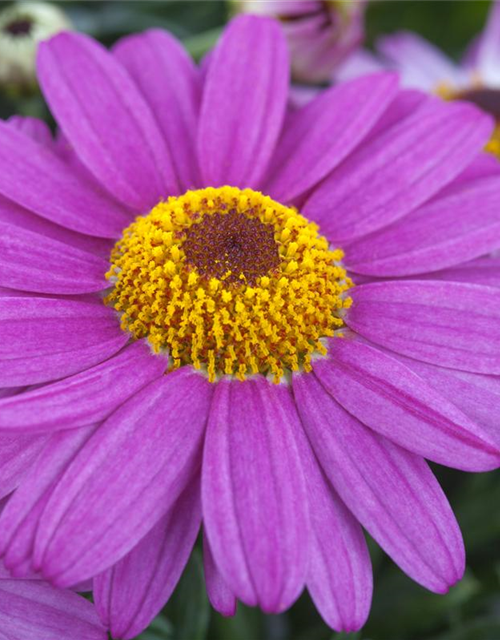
[336,0,500,157]
[0,14,500,639]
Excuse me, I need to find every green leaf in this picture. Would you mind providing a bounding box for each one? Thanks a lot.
[183,27,223,60]
[210,604,263,640]
[137,615,174,640]
[166,548,210,640]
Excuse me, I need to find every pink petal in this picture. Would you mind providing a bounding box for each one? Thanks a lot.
[385,352,500,451]
[34,369,212,587]
[0,121,131,239]
[304,99,492,243]
[95,478,201,640]
[472,0,500,85]
[0,434,47,500]
[293,417,372,632]
[293,372,464,593]
[346,280,500,374]
[334,49,387,83]
[7,116,53,146]
[419,257,500,288]
[359,87,429,143]
[198,15,289,189]
[203,533,237,617]
[0,579,106,640]
[265,73,399,202]
[37,31,178,210]
[0,223,109,295]
[314,338,500,470]
[202,378,308,612]
[0,196,113,258]
[0,342,167,433]
[345,175,500,276]
[0,426,98,576]
[114,29,201,191]
[0,297,127,387]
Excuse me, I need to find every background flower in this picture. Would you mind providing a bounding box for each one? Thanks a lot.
[233,0,366,83]
[336,0,500,157]
[0,1,71,94]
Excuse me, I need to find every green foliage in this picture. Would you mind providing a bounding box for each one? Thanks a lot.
[165,549,210,640]
[366,0,491,59]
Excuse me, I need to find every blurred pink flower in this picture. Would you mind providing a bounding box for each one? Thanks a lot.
[336,0,500,156]
[235,0,366,83]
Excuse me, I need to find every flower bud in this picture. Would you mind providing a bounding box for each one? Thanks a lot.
[0,1,71,93]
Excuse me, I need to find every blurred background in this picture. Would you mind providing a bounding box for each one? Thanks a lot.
[0,1,498,639]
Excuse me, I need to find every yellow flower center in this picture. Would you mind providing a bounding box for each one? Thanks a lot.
[106,186,352,383]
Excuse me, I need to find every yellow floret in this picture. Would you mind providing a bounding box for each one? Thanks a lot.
[105,186,352,383]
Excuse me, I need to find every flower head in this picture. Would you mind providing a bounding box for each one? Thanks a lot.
[234,0,366,83]
[0,1,71,92]
[0,15,500,639]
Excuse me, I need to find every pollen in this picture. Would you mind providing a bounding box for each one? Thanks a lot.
[105,186,352,383]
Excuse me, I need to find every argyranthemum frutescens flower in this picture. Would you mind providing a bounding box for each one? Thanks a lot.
[0,14,500,639]
[336,0,500,157]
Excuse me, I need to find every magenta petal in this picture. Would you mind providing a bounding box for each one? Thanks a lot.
[447,152,500,186]
[0,342,166,433]
[347,280,500,374]
[0,121,131,239]
[202,378,308,612]
[265,73,399,202]
[383,351,500,449]
[345,175,500,276]
[114,29,201,191]
[38,32,178,210]
[314,338,500,471]
[0,426,98,574]
[0,434,47,500]
[0,297,127,387]
[364,89,429,141]
[7,116,53,146]
[304,99,492,243]
[293,373,464,593]
[0,196,113,258]
[95,478,201,640]
[34,369,212,587]
[198,15,289,189]
[0,223,109,295]
[203,533,237,617]
[293,419,372,632]
[423,257,500,288]
[0,579,107,640]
